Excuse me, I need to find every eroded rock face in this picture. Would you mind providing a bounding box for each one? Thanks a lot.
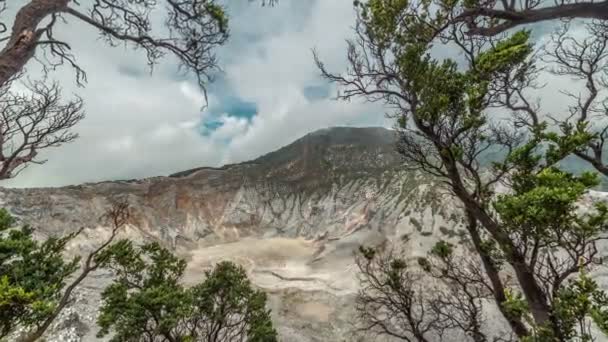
[0,127,468,341]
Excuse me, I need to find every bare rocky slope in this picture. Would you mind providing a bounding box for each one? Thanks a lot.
[0,127,486,341]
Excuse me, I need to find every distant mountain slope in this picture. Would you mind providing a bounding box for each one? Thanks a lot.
[171,126,399,179]
[0,127,458,341]
[0,126,605,342]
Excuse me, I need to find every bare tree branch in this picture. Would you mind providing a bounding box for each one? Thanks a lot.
[354,247,449,342]
[455,1,608,37]
[0,0,232,96]
[0,75,84,180]
[542,21,608,177]
[19,200,131,342]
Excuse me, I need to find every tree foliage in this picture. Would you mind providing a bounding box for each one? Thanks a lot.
[0,209,79,339]
[0,0,231,91]
[353,0,608,38]
[96,240,277,342]
[0,0,276,91]
[317,0,608,340]
[0,201,130,341]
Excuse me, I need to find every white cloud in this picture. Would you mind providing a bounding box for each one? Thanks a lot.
[4,1,586,188]
[179,82,207,109]
[1,0,389,188]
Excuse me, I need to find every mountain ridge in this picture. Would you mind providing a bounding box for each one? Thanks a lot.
[1,125,604,342]
[170,126,396,179]
[0,126,457,341]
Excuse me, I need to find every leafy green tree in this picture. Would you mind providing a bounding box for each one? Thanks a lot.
[96,240,277,342]
[349,0,608,37]
[0,201,130,341]
[0,209,78,339]
[317,0,608,340]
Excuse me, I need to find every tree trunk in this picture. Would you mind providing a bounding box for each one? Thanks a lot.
[575,151,608,178]
[465,211,530,338]
[410,113,553,327]
[0,0,69,87]
[455,186,552,325]
[462,1,608,36]
[436,151,553,326]
[19,267,89,342]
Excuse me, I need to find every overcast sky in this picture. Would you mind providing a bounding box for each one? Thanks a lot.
[0,1,593,188]
[2,0,392,188]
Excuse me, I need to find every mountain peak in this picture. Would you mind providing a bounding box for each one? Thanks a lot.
[171,126,397,179]
[303,126,395,145]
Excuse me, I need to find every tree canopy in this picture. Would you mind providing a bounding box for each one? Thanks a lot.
[0,201,130,342]
[317,0,608,340]
[350,0,608,37]
[0,208,79,340]
[96,240,277,342]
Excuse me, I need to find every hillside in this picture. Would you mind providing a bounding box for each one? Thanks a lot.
[7,126,601,341]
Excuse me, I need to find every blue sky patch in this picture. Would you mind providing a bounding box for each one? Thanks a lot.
[215,96,258,119]
[201,120,224,136]
[199,78,258,136]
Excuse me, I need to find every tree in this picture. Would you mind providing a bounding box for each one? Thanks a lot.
[0,76,84,179]
[540,21,608,180]
[354,246,452,342]
[0,209,79,340]
[0,0,277,90]
[0,0,229,91]
[348,0,608,37]
[355,243,509,342]
[316,0,608,340]
[0,200,130,341]
[0,0,277,178]
[96,240,277,342]
[453,1,608,37]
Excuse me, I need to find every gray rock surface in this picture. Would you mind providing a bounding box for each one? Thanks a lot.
[0,127,518,341]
